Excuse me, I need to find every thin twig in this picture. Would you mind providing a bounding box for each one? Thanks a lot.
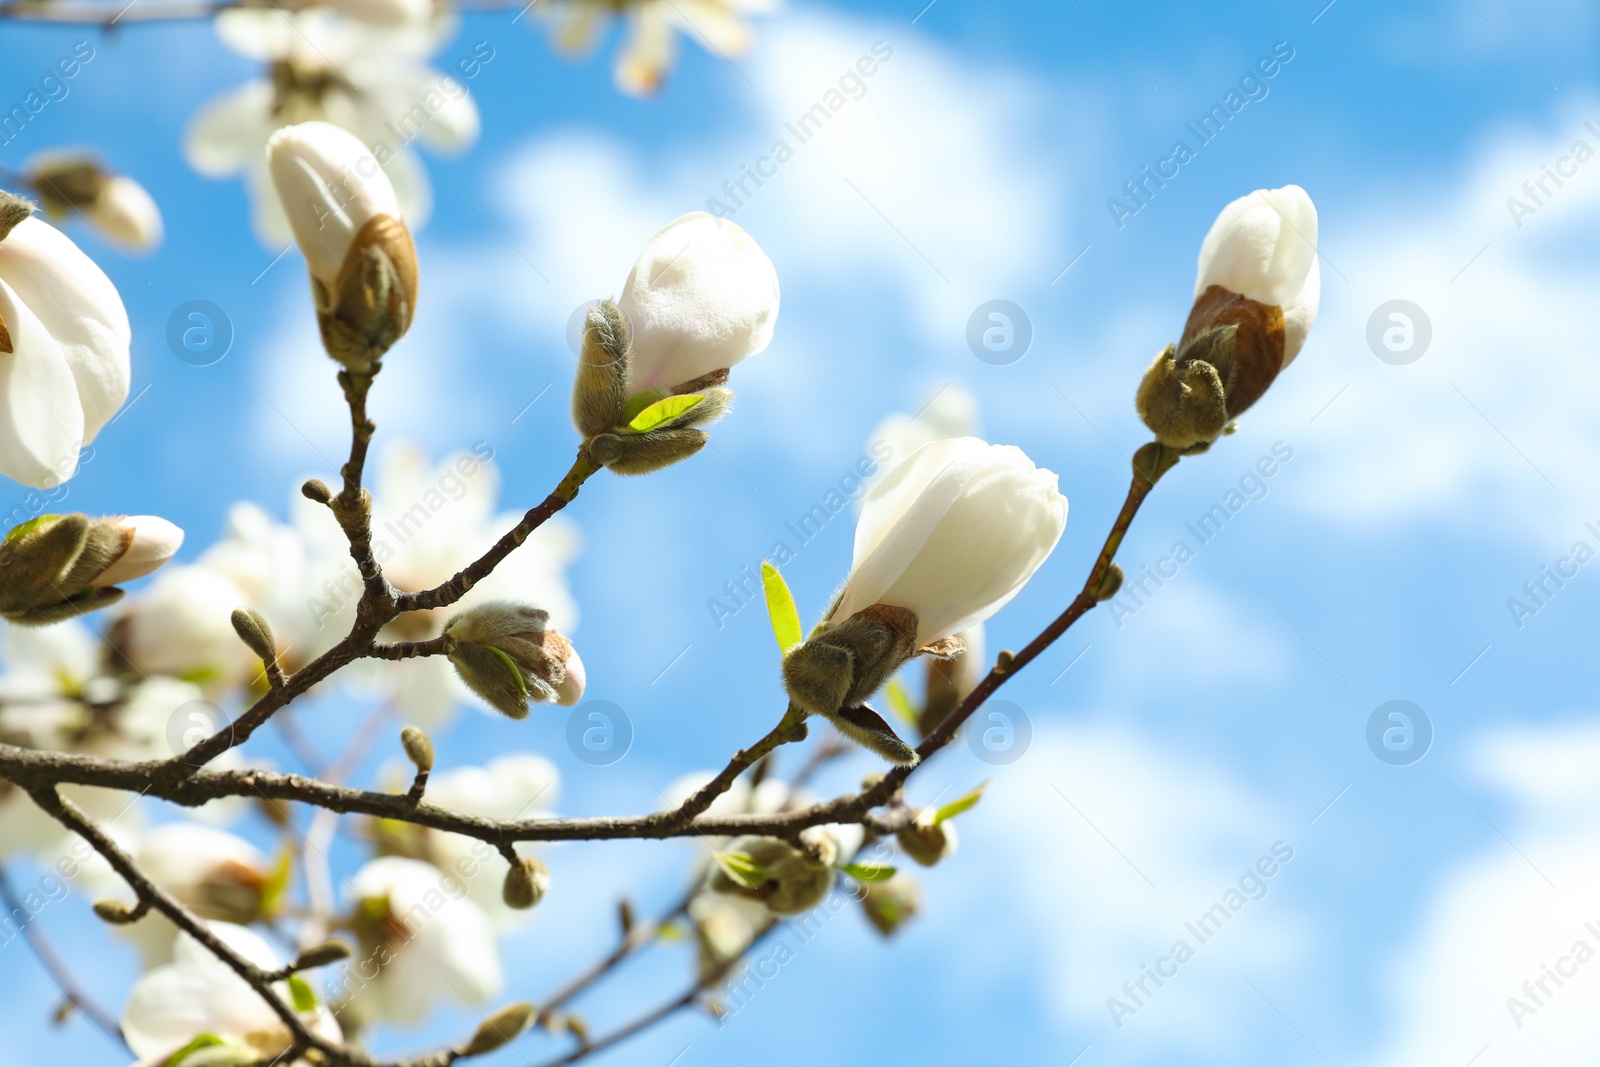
[0,865,129,1051]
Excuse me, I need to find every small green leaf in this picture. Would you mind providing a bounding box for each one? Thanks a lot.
[884,678,918,727]
[715,850,770,890]
[842,863,896,884]
[164,1033,226,1066]
[625,394,704,434]
[4,514,60,544]
[176,665,221,686]
[656,917,686,942]
[761,562,803,655]
[260,847,293,917]
[620,388,667,424]
[932,781,989,825]
[485,645,527,697]
[288,974,318,1013]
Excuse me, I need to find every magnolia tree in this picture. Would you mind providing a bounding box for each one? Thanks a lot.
[0,4,1322,1065]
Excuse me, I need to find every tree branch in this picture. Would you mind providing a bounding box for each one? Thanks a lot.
[397,450,598,613]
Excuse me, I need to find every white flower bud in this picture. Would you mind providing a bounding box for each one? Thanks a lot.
[267,121,402,291]
[1142,185,1321,451]
[88,515,184,587]
[617,211,779,392]
[829,437,1068,647]
[87,176,163,251]
[444,601,583,718]
[0,199,131,488]
[267,122,417,372]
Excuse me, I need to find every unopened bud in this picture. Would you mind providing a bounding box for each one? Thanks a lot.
[459,1001,536,1057]
[711,835,834,916]
[230,608,277,663]
[896,810,958,867]
[572,300,632,439]
[1090,563,1124,602]
[444,601,584,719]
[92,898,138,924]
[0,513,183,626]
[267,122,417,374]
[860,874,922,937]
[301,478,333,504]
[293,940,353,971]
[27,155,162,251]
[503,855,550,910]
[399,725,434,773]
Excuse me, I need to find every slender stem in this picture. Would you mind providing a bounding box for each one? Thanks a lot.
[398,451,598,613]
[667,715,797,824]
[537,887,693,1020]
[0,866,129,1051]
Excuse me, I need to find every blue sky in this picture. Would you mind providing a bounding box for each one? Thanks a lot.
[5,0,1600,1064]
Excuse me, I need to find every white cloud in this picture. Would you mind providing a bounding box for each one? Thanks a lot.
[1372,721,1600,1066]
[939,720,1308,1052]
[1265,96,1600,541]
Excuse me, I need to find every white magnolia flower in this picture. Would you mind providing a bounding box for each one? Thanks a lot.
[830,437,1068,647]
[345,856,501,1023]
[545,0,776,97]
[617,211,779,392]
[0,209,130,488]
[115,565,257,688]
[0,617,99,702]
[268,121,404,291]
[89,515,184,588]
[86,176,163,251]
[111,823,273,966]
[139,823,270,922]
[201,501,344,671]
[417,755,560,928]
[123,922,341,1067]
[1192,183,1320,369]
[186,8,478,246]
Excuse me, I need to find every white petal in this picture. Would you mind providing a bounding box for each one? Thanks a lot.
[88,176,163,251]
[0,276,84,488]
[1281,257,1321,368]
[91,515,184,587]
[185,81,276,177]
[121,954,281,1058]
[215,8,299,59]
[0,215,131,442]
[324,0,432,28]
[1194,184,1318,308]
[835,438,1068,645]
[267,121,403,288]
[615,3,678,98]
[617,211,780,391]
